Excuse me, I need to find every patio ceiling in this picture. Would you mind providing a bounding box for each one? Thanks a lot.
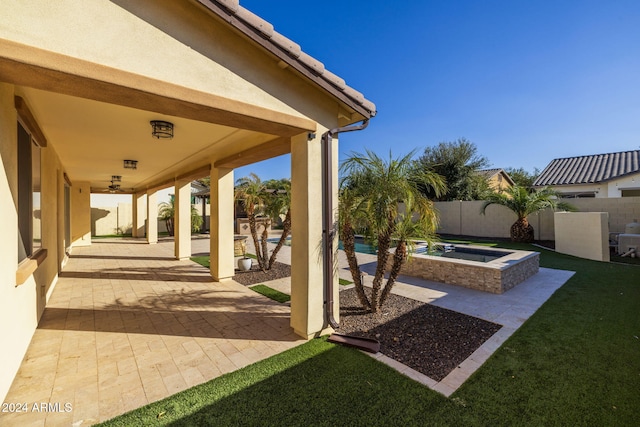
[18,86,291,193]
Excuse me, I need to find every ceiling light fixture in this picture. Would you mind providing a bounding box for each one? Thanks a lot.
[150,120,174,139]
[111,175,122,182]
[123,159,138,169]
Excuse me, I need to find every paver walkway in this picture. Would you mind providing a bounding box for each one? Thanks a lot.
[1,238,304,426]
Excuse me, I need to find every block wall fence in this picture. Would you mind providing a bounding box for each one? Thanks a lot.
[434,197,640,240]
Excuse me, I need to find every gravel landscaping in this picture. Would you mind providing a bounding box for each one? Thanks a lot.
[338,287,502,381]
[235,262,502,382]
[232,261,291,286]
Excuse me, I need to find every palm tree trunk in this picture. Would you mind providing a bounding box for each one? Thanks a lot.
[510,217,534,243]
[341,221,371,310]
[248,210,265,270]
[268,209,291,270]
[260,219,271,272]
[379,240,407,307]
[371,218,394,312]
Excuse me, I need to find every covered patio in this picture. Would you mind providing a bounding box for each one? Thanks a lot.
[0,0,375,405]
[2,237,304,425]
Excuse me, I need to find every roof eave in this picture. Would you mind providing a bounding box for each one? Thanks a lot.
[195,0,376,121]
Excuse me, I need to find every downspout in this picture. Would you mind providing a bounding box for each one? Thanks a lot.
[322,119,369,330]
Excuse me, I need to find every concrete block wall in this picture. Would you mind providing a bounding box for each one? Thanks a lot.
[91,203,133,236]
[435,197,640,240]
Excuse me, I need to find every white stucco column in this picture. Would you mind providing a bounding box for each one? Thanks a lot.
[174,179,192,260]
[131,192,147,238]
[290,130,337,339]
[210,166,234,281]
[146,190,158,244]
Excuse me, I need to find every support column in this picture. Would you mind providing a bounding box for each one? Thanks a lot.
[210,166,235,281]
[174,180,192,260]
[290,130,337,339]
[146,190,158,244]
[132,192,147,238]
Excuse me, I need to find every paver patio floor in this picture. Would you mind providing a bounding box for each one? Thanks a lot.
[1,238,304,426]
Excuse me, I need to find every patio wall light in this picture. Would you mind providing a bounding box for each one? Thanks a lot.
[150,120,174,139]
[123,159,138,169]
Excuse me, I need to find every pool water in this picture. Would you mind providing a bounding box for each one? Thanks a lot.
[337,238,378,255]
[338,238,510,263]
[414,246,509,263]
[267,236,506,263]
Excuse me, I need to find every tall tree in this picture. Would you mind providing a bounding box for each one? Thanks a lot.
[340,150,445,312]
[416,138,491,201]
[481,185,575,242]
[504,167,540,189]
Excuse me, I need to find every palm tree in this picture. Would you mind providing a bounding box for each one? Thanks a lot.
[338,186,371,310]
[234,175,292,272]
[263,179,292,270]
[340,149,445,312]
[235,173,268,270]
[157,197,203,236]
[481,185,575,242]
[379,196,439,307]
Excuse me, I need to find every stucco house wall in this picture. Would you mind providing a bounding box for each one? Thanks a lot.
[0,83,70,402]
[548,173,640,198]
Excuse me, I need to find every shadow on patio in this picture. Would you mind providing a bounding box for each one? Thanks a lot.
[2,239,305,426]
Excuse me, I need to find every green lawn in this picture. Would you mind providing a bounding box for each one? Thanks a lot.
[104,242,639,426]
[249,284,290,303]
[190,255,210,269]
[191,253,257,270]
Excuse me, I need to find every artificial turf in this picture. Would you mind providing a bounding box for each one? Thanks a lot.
[249,284,291,303]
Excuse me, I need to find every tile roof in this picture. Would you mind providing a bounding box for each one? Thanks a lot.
[533,150,640,186]
[197,0,376,118]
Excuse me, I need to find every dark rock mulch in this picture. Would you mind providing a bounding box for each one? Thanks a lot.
[338,287,502,381]
[233,263,502,382]
[232,261,291,286]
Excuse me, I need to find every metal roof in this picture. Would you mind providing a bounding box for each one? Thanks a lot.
[533,150,640,186]
[197,0,376,119]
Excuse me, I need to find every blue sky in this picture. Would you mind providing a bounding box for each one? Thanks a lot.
[235,0,640,181]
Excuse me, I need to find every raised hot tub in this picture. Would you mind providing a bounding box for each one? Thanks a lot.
[390,244,539,294]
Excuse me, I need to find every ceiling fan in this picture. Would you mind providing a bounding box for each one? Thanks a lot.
[102,175,126,193]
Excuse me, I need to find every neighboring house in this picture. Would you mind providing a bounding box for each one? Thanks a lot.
[533,150,640,198]
[0,0,375,401]
[477,168,515,193]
